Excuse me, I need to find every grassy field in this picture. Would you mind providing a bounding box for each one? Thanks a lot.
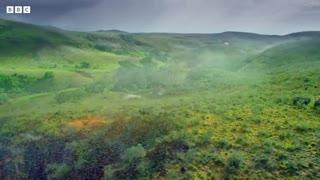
[0,19,319,179]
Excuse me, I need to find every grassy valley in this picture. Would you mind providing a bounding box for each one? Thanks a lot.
[0,19,319,179]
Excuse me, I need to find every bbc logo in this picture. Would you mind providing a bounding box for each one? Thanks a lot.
[6,6,31,14]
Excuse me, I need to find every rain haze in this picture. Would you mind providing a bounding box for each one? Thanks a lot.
[1,0,320,179]
[0,0,320,34]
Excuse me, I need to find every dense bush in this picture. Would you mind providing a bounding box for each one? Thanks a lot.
[76,62,91,69]
[0,74,35,94]
[0,72,56,94]
[255,155,277,171]
[226,153,243,173]
[122,144,146,163]
[47,164,71,179]
[42,71,55,80]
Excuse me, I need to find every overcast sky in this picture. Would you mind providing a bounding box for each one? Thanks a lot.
[0,0,320,34]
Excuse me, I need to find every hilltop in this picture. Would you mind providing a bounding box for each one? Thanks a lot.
[1,18,319,71]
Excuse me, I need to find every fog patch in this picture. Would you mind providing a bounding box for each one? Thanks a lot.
[123,94,142,100]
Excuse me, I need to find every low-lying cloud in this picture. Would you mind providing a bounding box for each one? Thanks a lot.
[0,0,319,34]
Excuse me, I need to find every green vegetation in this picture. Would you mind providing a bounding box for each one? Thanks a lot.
[0,19,319,179]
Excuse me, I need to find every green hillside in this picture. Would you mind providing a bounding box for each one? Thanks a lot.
[0,19,319,179]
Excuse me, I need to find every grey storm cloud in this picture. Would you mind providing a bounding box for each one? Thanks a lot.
[0,0,102,9]
[0,0,103,20]
[0,0,319,34]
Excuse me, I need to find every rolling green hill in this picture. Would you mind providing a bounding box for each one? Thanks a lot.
[0,19,319,179]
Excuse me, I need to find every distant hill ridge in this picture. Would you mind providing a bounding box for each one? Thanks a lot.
[96,29,128,33]
[1,18,320,37]
[1,18,320,72]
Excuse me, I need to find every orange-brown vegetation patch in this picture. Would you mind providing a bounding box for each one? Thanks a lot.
[67,115,111,135]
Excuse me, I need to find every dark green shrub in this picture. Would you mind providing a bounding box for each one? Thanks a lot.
[23,142,47,179]
[215,139,231,150]
[226,153,243,172]
[122,144,146,163]
[196,130,213,147]
[110,145,148,180]
[0,74,35,94]
[213,154,226,166]
[76,62,91,69]
[255,156,277,171]
[47,164,71,179]
[146,140,189,175]
[68,136,122,179]
[279,160,299,175]
[94,44,113,52]
[273,95,291,105]
[42,71,54,80]
[294,124,312,133]
[279,132,292,140]
[236,136,248,146]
